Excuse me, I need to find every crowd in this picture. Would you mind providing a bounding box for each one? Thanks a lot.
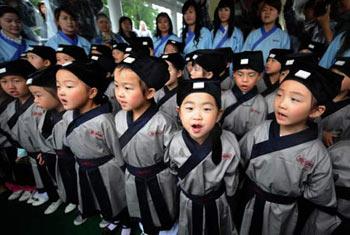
[0,0,350,234]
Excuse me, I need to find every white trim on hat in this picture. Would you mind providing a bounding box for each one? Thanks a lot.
[162,54,169,59]
[285,59,294,66]
[92,46,97,50]
[269,53,276,58]
[193,82,205,89]
[123,57,135,64]
[62,61,73,67]
[295,70,311,79]
[0,68,6,74]
[125,47,132,52]
[192,54,198,60]
[27,47,34,51]
[91,55,99,61]
[335,60,345,66]
[308,44,315,49]
[240,58,249,65]
[142,41,148,45]
[57,47,64,52]
[26,78,33,85]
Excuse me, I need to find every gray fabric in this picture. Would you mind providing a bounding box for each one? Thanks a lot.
[104,82,120,115]
[155,87,178,121]
[115,109,178,226]
[239,120,339,235]
[166,130,240,235]
[264,89,277,115]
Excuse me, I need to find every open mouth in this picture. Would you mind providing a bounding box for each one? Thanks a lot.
[191,124,203,133]
[276,112,287,120]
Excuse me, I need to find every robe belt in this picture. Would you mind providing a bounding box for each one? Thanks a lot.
[180,183,225,235]
[76,155,113,169]
[125,161,173,234]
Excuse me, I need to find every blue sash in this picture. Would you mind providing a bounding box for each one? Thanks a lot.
[154,34,171,55]
[0,33,27,60]
[185,31,195,50]
[251,26,278,50]
[214,26,228,49]
[58,31,78,46]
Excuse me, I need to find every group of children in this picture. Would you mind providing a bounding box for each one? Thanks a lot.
[0,0,350,235]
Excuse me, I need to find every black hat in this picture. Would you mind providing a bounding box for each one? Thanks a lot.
[120,55,169,91]
[331,57,350,77]
[185,51,196,63]
[299,40,327,60]
[233,51,264,73]
[27,45,57,65]
[56,45,88,62]
[263,0,282,13]
[177,79,221,108]
[216,47,234,64]
[90,53,116,74]
[58,61,109,93]
[165,40,183,53]
[160,53,185,71]
[192,49,228,77]
[0,60,37,79]
[112,43,130,53]
[283,64,343,105]
[26,65,60,89]
[217,0,235,9]
[90,44,112,58]
[133,37,154,57]
[281,53,317,71]
[267,48,293,64]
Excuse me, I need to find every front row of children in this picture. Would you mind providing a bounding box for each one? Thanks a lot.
[0,46,350,235]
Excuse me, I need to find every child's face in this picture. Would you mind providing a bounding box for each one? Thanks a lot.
[265,58,281,75]
[234,69,260,92]
[157,16,170,34]
[27,52,49,69]
[184,6,196,26]
[274,80,316,129]
[178,92,221,144]
[186,61,193,73]
[112,49,125,64]
[114,68,152,111]
[96,16,110,33]
[261,4,279,24]
[56,69,92,111]
[279,69,289,83]
[57,11,77,34]
[0,75,29,99]
[165,61,182,88]
[0,12,21,37]
[56,53,75,65]
[332,68,350,92]
[218,7,231,24]
[29,86,60,110]
[164,44,178,54]
[190,64,205,79]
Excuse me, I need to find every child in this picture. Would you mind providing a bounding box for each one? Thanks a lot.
[27,66,64,215]
[164,40,183,54]
[214,47,234,90]
[181,0,212,55]
[114,55,178,234]
[134,37,154,56]
[56,61,130,231]
[112,43,132,64]
[153,12,180,57]
[239,64,342,235]
[242,0,291,62]
[55,44,88,65]
[26,46,56,70]
[212,0,243,52]
[327,139,350,234]
[319,57,350,147]
[0,60,53,207]
[221,51,267,139]
[166,79,241,234]
[0,6,37,62]
[46,6,90,54]
[156,53,185,119]
[89,44,112,58]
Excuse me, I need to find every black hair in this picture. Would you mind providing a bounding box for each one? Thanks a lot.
[54,5,77,22]
[181,0,203,49]
[118,16,137,44]
[260,0,282,28]
[37,2,46,21]
[213,1,236,39]
[96,12,109,22]
[0,5,20,19]
[155,12,174,38]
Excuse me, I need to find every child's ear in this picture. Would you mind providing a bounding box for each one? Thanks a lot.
[176,70,183,78]
[44,59,51,67]
[216,109,224,122]
[176,106,180,113]
[145,88,156,99]
[309,105,326,119]
[207,71,214,79]
[88,87,98,99]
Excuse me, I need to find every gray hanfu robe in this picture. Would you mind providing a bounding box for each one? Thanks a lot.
[155,86,178,122]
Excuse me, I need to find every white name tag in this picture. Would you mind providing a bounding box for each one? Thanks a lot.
[285,59,294,66]
[335,60,345,66]
[192,54,198,60]
[193,82,205,89]
[125,47,132,52]
[91,55,99,61]
[142,41,148,45]
[269,53,276,58]
[57,47,64,51]
[123,57,135,64]
[26,78,33,85]
[295,70,311,79]
[162,54,169,59]
[62,61,73,67]
[308,44,315,49]
[0,68,6,74]
[240,58,249,65]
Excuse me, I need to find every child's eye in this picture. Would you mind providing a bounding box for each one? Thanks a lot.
[204,108,212,111]
[185,107,193,111]
[291,97,300,102]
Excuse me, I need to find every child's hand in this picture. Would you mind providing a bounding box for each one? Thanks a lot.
[322,130,335,147]
[37,153,45,165]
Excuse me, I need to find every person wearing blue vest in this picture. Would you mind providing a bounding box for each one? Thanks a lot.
[153,12,180,57]
[45,6,90,55]
[212,0,243,53]
[181,0,212,55]
[242,0,290,62]
[0,6,36,63]
[319,31,350,68]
